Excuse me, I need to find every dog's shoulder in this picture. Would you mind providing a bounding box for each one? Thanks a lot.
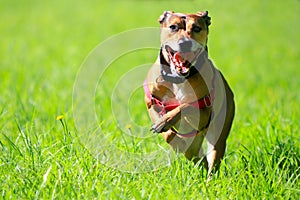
[145,59,175,100]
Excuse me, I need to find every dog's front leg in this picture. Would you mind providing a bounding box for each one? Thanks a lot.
[146,101,188,150]
[206,92,235,177]
[150,103,189,133]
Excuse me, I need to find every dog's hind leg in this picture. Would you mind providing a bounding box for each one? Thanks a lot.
[206,96,235,177]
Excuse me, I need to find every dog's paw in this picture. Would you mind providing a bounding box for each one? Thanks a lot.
[150,115,174,133]
[151,118,167,133]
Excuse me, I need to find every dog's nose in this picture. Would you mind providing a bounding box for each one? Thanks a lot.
[178,39,192,52]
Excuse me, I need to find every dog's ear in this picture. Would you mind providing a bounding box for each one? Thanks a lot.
[158,11,173,24]
[197,11,211,27]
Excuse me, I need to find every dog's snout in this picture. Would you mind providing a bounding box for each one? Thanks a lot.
[178,39,192,52]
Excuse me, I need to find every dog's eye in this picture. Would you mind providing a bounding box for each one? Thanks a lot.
[169,25,179,32]
[192,26,202,33]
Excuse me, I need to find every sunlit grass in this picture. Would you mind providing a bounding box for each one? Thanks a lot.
[0,0,299,199]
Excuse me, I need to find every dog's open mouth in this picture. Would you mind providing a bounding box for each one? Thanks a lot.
[166,46,201,76]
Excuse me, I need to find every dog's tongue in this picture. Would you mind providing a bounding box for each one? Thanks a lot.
[173,52,194,73]
[174,52,194,62]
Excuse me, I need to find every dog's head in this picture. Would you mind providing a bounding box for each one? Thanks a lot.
[158,11,211,82]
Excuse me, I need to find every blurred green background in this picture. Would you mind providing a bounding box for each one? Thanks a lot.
[0,0,299,199]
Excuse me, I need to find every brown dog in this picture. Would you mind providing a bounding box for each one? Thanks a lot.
[143,11,235,175]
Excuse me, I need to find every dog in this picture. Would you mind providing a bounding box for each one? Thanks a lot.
[143,11,235,175]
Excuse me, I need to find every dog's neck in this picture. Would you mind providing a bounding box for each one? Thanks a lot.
[160,49,209,84]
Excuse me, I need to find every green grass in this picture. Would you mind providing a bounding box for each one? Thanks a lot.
[1,0,299,199]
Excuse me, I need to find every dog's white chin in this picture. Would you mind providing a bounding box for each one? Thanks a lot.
[169,60,189,77]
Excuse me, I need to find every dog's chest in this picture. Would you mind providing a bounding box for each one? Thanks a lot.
[172,82,199,103]
[170,73,209,103]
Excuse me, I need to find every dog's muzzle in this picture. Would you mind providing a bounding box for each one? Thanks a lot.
[164,39,205,77]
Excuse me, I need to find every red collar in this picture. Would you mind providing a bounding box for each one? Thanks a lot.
[143,68,215,138]
[143,79,214,116]
[144,81,213,138]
